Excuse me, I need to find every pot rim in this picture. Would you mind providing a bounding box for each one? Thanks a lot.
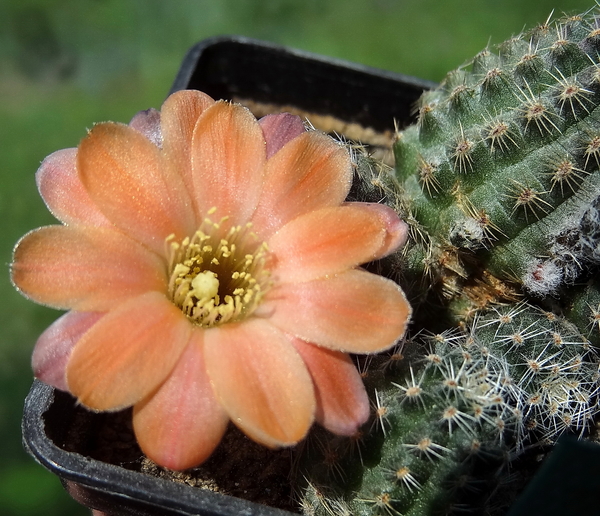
[170,34,437,97]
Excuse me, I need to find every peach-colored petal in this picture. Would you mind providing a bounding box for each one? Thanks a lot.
[36,148,111,227]
[77,122,195,253]
[133,331,229,470]
[204,318,315,448]
[66,292,191,411]
[356,202,409,258]
[160,90,215,218]
[190,101,267,223]
[264,269,411,353]
[32,311,104,391]
[259,113,306,158]
[251,130,352,237]
[11,226,167,311]
[129,108,163,147]
[268,204,389,283]
[292,338,369,436]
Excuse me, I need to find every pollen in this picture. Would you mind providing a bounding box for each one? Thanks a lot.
[166,212,271,327]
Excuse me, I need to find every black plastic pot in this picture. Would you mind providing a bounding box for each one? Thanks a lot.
[169,36,437,133]
[22,37,435,516]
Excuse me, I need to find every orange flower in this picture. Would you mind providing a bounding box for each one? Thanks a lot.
[11,90,411,470]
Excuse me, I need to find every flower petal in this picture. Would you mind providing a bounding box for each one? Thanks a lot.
[251,130,352,237]
[190,101,266,222]
[265,269,411,353]
[133,332,229,470]
[36,148,111,227]
[77,122,195,253]
[268,204,388,283]
[129,108,163,147]
[11,225,167,311]
[67,291,192,411]
[32,311,104,391]
[204,319,315,447]
[357,202,409,258]
[292,338,369,435]
[160,90,215,218]
[259,113,306,159]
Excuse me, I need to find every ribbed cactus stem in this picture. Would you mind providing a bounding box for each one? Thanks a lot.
[298,7,600,516]
[299,305,599,516]
[391,10,600,310]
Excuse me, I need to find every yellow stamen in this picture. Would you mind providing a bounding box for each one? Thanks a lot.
[165,211,271,328]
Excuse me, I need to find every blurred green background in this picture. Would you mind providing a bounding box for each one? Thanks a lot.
[0,0,594,514]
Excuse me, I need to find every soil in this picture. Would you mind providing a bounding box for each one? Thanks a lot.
[58,401,301,513]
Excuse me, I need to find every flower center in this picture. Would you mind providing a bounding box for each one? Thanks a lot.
[166,210,271,328]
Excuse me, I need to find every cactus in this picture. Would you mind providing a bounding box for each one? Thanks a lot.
[298,7,600,515]
[299,302,600,515]
[390,11,600,318]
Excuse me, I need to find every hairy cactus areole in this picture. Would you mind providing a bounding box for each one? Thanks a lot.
[299,7,600,516]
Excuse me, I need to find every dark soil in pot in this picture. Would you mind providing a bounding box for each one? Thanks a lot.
[50,393,300,512]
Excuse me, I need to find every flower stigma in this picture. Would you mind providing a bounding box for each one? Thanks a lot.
[166,209,271,328]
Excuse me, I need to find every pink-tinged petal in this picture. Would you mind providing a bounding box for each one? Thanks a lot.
[11,225,167,311]
[292,338,369,436]
[66,292,191,411]
[160,90,215,152]
[160,90,215,217]
[32,311,104,391]
[356,202,409,258]
[78,122,195,253]
[36,148,111,227]
[133,331,228,470]
[190,101,267,223]
[265,269,411,354]
[204,318,315,448]
[268,204,388,283]
[259,113,306,158]
[129,108,163,147]
[251,131,352,237]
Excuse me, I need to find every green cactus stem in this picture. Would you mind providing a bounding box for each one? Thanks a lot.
[298,7,600,516]
[298,304,599,516]
[375,8,600,325]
